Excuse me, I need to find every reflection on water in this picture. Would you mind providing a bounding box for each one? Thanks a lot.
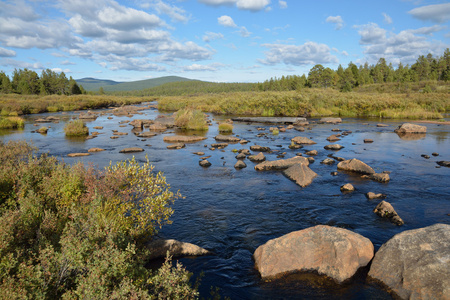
[1,106,449,299]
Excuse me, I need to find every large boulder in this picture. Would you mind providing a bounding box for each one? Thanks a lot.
[291,136,316,145]
[283,163,318,187]
[146,239,211,260]
[254,225,374,283]
[368,224,450,299]
[337,159,375,175]
[255,156,309,171]
[394,123,427,134]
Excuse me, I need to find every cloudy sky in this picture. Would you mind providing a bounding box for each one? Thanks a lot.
[0,0,449,83]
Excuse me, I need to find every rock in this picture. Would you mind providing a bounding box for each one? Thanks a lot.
[193,152,205,156]
[167,143,185,150]
[255,156,309,171]
[235,153,246,159]
[248,152,265,162]
[250,145,271,152]
[137,132,157,138]
[366,173,390,183]
[163,136,207,143]
[432,152,439,156]
[437,161,450,168]
[239,149,251,155]
[331,128,341,132]
[373,200,404,225]
[337,159,375,175]
[129,119,144,129]
[113,132,128,136]
[291,136,316,145]
[110,136,119,139]
[307,157,315,163]
[253,225,374,283]
[377,124,389,127]
[365,192,386,200]
[340,183,355,192]
[319,117,342,124]
[421,154,430,159]
[234,160,247,169]
[119,147,144,153]
[93,126,103,130]
[35,118,50,123]
[146,239,211,260]
[199,160,211,167]
[305,150,318,156]
[149,123,167,131]
[394,123,427,134]
[368,224,450,300]
[364,139,373,143]
[37,127,48,134]
[67,153,90,157]
[283,163,318,187]
[294,126,305,132]
[321,158,335,165]
[88,147,105,153]
[331,171,338,176]
[211,143,229,148]
[215,134,241,143]
[79,112,98,120]
[326,135,341,142]
[324,144,344,150]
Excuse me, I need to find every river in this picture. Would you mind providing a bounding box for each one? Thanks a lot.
[1,103,449,299]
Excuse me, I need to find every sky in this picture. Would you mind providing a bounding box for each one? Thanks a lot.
[0,0,449,83]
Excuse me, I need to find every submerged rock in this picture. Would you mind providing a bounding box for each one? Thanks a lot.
[255,156,309,171]
[167,143,185,150]
[67,153,90,157]
[283,163,318,187]
[137,132,158,138]
[337,159,375,175]
[88,147,105,153]
[253,225,374,283]
[215,134,241,142]
[373,200,404,225]
[119,147,144,153]
[368,224,450,300]
[146,239,211,260]
[365,192,386,200]
[163,135,207,143]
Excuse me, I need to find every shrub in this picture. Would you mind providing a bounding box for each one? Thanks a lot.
[218,123,233,133]
[175,108,208,131]
[272,128,279,135]
[0,116,25,129]
[0,141,197,299]
[64,119,89,136]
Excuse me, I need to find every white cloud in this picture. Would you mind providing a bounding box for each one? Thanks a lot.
[383,13,392,24]
[51,68,71,73]
[199,0,270,11]
[259,41,339,66]
[240,26,251,37]
[236,0,271,12]
[61,60,75,65]
[218,15,237,27]
[0,58,44,70]
[183,63,224,71]
[355,23,387,45]
[97,6,163,30]
[152,0,191,23]
[279,1,287,9]
[0,47,16,57]
[409,3,450,23]
[326,16,344,30]
[355,23,447,65]
[203,31,225,42]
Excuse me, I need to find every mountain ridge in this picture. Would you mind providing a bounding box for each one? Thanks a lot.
[76,75,194,92]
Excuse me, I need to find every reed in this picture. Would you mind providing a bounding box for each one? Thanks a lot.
[174,108,208,131]
[64,119,89,136]
[0,116,25,129]
[218,123,233,133]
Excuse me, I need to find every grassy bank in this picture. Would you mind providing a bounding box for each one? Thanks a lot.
[0,94,154,116]
[157,89,449,119]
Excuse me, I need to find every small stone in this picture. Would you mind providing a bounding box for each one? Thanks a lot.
[234,160,247,169]
[199,160,211,167]
[340,183,355,192]
[305,150,318,156]
[330,171,338,176]
[321,158,335,165]
[364,139,373,143]
[432,152,439,156]
[421,154,430,159]
[365,192,386,200]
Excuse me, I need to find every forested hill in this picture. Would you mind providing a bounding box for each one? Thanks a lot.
[76,76,193,92]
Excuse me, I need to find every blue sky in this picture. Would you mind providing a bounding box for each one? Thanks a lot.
[0,0,449,83]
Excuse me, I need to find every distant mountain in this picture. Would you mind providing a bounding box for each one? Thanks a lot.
[76,76,194,92]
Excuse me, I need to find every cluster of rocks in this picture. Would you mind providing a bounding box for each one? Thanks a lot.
[253,223,450,300]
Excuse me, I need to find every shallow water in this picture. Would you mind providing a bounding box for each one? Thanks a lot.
[1,104,449,299]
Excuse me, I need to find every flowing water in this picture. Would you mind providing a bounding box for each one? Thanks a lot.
[1,104,449,299]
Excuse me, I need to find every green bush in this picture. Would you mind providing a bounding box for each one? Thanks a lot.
[175,108,208,131]
[64,119,89,136]
[0,141,198,299]
[218,123,233,133]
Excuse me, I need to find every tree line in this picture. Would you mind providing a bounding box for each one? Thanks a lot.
[0,68,85,95]
[259,48,450,92]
